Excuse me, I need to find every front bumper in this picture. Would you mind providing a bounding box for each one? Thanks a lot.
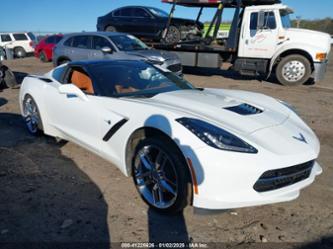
[181,145,322,210]
[313,60,328,82]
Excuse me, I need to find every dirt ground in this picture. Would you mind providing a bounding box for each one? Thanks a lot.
[0,54,333,248]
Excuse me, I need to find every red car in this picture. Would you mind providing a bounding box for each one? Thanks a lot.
[34,34,63,62]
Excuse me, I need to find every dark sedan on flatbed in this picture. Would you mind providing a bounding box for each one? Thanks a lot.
[97,6,203,44]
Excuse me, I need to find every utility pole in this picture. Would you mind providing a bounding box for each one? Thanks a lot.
[296,16,301,28]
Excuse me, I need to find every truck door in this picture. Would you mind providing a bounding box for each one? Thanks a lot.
[239,9,279,58]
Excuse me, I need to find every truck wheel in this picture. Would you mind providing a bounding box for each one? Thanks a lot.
[105,26,116,32]
[276,55,312,86]
[164,26,181,45]
[4,68,18,88]
[14,47,26,58]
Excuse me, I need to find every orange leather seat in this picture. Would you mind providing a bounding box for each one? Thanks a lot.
[71,70,94,94]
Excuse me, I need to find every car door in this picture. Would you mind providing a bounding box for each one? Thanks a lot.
[239,10,279,59]
[89,35,114,60]
[45,65,125,156]
[43,36,55,59]
[130,7,156,37]
[69,35,92,61]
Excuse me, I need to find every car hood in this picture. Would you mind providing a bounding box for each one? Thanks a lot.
[126,49,179,62]
[285,28,331,53]
[137,88,291,135]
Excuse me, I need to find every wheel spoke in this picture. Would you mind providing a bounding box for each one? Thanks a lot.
[160,179,176,196]
[140,154,153,171]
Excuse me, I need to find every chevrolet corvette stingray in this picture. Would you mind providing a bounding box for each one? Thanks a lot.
[19,60,322,213]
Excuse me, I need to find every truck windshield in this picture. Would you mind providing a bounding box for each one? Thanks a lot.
[280,10,292,29]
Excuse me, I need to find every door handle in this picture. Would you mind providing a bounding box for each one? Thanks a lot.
[245,39,249,45]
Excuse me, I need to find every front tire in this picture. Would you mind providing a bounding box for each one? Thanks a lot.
[164,26,181,45]
[23,94,43,135]
[132,137,192,214]
[276,54,312,86]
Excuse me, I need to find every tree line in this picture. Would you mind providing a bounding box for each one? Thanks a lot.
[292,18,333,34]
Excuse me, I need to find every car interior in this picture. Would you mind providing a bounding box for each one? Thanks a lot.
[68,67,94,94]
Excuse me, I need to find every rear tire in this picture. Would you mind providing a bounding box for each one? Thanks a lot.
[14,47,26,58]
[105,26,117,32]
[23,94,44,136]
[132,136,192,214]
[39,51,48,62]
[276,54,312,86]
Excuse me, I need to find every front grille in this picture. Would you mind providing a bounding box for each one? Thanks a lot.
[224,103,263,115]
[167,63,182,73]
[253,160,315,192]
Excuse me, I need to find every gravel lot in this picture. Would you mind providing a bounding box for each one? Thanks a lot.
[0,54,333,248]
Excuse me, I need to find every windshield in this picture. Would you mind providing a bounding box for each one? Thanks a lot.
[148,7,169,17]
[109,34,148,51]
[91,61,194,98]
[280,9,292,29]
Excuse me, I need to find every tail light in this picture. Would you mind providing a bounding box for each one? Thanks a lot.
[29,41,35,48]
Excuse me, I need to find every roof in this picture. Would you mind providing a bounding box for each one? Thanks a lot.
[62,31,125,38]
[161,0,281,7]
[68,59,147,67]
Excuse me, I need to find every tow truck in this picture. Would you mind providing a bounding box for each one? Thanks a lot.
[153,0,331,86]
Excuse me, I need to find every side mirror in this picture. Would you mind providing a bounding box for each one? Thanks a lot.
[101,46,113,54]
[257,11,266,30]
[58,84,88,101]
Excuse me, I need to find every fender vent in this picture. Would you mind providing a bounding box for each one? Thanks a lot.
[224,103,263,115]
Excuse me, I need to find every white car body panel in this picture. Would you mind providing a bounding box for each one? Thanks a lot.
[19,65,322,210]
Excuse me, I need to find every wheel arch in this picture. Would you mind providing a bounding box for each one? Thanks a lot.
[269,49,314,75]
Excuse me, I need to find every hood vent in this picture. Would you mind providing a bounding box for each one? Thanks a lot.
[224,103,263,115]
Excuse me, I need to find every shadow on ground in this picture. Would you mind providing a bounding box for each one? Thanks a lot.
[0,98,7,108]
[0,113,110,248]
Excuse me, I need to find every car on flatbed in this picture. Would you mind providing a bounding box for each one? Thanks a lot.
[97,6,204,44]
[53,32,182,76]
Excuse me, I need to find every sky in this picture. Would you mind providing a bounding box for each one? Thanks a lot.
[0,0,332,33]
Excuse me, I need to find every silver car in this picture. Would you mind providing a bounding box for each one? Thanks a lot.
[53,32,182,75]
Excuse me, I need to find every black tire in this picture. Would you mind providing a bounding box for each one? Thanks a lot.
[132,136,192,214]
[105,26,117,32]
[14,47,26,58]
[39,51,48,62]
[4,68,18,88]
[276,54,312,86]
[164,25,181,45]
[23,94,44,136]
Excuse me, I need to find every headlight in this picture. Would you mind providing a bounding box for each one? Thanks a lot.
[176,118,258,154]
[278,100,298,115]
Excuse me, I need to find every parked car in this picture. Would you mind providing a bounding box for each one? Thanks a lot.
[34,34,63,62]
[97,6,204,44]
[0,32,36,58]
[20,59,322,213]
[53,32,182,75]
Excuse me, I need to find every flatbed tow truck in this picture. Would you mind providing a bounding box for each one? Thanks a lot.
[150,0,331,86]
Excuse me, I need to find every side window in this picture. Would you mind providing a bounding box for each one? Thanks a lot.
[92,36,111,50]
[45,36,54,44]
[52,66,66,82]
[133,8,150,18]
[1,34,12,42]
[113,9,121,17]
[67,67,95,95]
[64,37,73,47]
[72,36,91,49]
[13,33,28,41]
[121,7,133,17]
[250,11,276,32]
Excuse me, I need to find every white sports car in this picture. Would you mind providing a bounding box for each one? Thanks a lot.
[19,60,322,214]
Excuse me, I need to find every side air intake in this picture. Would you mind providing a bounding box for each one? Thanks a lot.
[224,103,263,115]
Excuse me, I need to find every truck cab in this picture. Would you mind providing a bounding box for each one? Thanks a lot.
[158,0,331,86]
[238,3,331,85]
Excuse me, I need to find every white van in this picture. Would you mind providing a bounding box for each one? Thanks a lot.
[0,32,36,58]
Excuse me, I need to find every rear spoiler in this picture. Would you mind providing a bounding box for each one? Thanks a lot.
[161,0,281,7]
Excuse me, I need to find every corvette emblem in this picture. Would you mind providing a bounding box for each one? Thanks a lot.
[293,133,308,144]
